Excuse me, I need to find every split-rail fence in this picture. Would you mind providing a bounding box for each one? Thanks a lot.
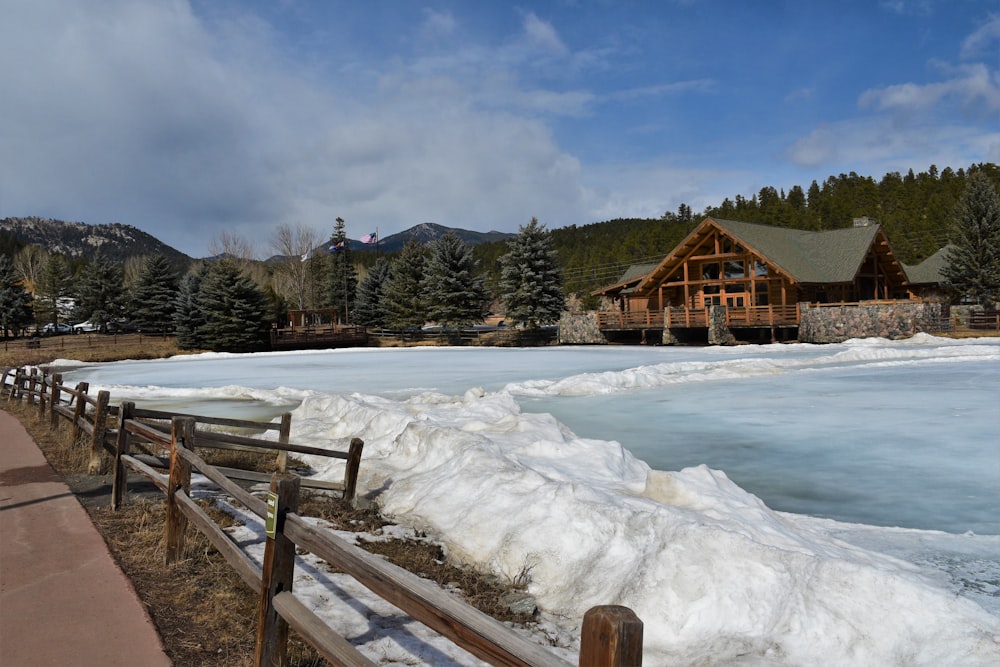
[2,366,644,667]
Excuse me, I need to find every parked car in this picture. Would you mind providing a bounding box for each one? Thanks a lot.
[73,320,101,333]
[41,322,73,336]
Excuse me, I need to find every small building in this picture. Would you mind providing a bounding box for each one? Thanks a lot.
[591,217,947,344]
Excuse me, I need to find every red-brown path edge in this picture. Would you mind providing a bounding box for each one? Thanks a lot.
[0,410,171,666]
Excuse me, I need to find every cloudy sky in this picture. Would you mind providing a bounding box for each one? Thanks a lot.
[1,1,998,258]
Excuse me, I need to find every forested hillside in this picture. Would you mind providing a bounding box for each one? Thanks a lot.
[3,163,996,308]
[472,162,999,301]
[0,217,190,269]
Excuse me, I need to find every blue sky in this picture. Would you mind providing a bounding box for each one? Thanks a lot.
[1,1,998,257]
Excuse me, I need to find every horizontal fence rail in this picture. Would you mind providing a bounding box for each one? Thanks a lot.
[3,367,645,666]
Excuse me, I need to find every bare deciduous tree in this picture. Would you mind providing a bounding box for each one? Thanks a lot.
[13,244,48,292]
[270,223,321,310]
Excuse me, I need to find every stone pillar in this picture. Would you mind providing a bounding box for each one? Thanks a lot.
[708,306,736,345]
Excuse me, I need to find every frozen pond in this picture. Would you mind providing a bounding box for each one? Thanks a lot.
[57,334,1000,665]
[62,335,1000,534]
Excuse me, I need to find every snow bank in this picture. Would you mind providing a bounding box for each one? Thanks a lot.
[291,388,1000,665]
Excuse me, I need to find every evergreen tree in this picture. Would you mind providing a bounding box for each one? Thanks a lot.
[130,254,179,333]
[383,241,429,330]
[196,260,270,352]
[354,257,391,328]
[326,217,358,323]
[174,264,211,349]
[499,217,565,328]
[942,171,1000,305]
[35,254,72,326]
[0,254,32,338]
[424,232,489,328]
[73,257,125,331]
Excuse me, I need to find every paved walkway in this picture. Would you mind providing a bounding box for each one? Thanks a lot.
[0,410,171,666]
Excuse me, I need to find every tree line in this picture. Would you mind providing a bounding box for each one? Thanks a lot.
[1,163,997,348]
[0,218,565,351]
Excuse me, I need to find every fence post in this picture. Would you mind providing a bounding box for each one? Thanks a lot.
[275,412,292,472]
[88,390,111,474]
[341,438,364,503]
[165,417,195,565]
[26,368,38,405]
[111,401,135,511]
[254,473,300,667]
[37,370,49,420]
[71,382,89,442]
[49,373,63,430]
[578,605,643,667]
[6,368,18,402]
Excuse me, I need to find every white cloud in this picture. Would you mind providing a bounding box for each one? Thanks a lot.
[785,116,998,178]
[0,0,597,256]
[858,63,1000,114]
[420,8,458,38]
[960,14,1000,60]
[521,11,569,57]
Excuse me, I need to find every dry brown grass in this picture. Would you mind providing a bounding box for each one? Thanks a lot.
[4,397,533,666]
[0,333,190,369]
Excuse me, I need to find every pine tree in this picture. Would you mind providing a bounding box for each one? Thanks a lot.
[35,254,72,327]
[130,255,179,333]
[942,171,1000,305]
[424,232,489,328]
[383,241,429,330]
[196,260,270,352]
[174,264,211,349]
[354,257,391,328]
[0,254,32,338]
[326,217,358,323]
[73,257,125,332]
[499,217,565,328]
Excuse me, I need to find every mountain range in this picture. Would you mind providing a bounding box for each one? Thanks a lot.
[0,217,513,265]
[355,222,513,254]
[0,217,189,265]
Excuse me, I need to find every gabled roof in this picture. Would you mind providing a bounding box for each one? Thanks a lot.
[591,262,659,296]
[710,218,885,283]
[902,246,951,285]
[634,217,905,295]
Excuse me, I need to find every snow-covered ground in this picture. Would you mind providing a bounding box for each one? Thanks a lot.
[60,334,1000,665]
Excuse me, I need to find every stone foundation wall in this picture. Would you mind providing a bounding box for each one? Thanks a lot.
[558,312,605,344]
[799,302,947,343]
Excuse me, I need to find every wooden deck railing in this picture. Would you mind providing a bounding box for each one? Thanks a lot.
[596,310,665,329]
[599,305,801,330]
[723,304,800,327]
[2,367,645,666]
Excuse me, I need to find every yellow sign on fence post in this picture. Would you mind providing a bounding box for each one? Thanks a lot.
[265,491,278,539]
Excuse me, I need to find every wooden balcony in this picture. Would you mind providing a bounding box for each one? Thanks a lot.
[598,305,801,331]
[722,304,800,327]
[596,310,665,329]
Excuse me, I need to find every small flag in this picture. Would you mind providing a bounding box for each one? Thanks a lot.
[328,240,345,253]
[360,232,377,244]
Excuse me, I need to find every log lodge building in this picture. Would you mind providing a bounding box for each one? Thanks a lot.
[587,217,949,345]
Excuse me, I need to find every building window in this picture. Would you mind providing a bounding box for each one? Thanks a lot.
[724,261,746,279]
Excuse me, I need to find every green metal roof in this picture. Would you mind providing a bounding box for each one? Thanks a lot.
[710,218,882,283]
[902,245,951,284]
[618,262,660,283]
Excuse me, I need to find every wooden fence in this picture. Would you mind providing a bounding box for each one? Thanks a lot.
[2,366,644,667]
